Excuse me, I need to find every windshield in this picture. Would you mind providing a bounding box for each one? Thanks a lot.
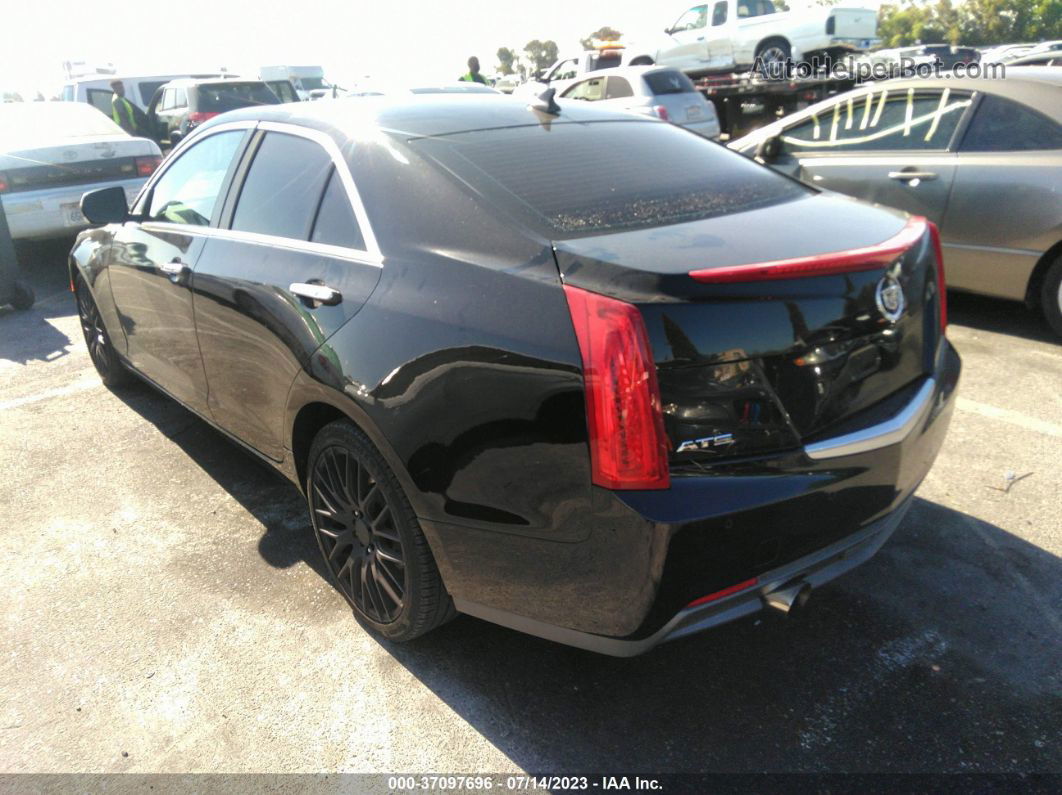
[0,103,125,149]
[412,120,808,237]
[195,82,280,111]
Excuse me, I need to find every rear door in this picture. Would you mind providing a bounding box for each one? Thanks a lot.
[937,92,1062,298]
[192,127,382,460]
[107,128,248,414]
[772,87,973,226]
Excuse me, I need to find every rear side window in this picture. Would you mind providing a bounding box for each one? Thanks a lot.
[148,131,244,225]
[782,89,971,153]
[644,71,696,96]
[413,120,808,236]
[606,77,634,100]
[195,82,279,112]
[231,132,332,239]
[311,169,365,250]
[961,94,1062,152]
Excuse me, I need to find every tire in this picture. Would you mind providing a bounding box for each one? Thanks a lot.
[10,280,34,311]
[306,419,455,641]
[756,38,792,66]
[1041,255,1062,337]
[75,275,132,388]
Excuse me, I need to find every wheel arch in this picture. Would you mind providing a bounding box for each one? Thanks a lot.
[755,36,792,57]
[1024,238,1062,311]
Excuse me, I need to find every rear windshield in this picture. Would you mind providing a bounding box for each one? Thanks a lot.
[644,70,697,95]
[195,82,280,111]
[410,120,807,237]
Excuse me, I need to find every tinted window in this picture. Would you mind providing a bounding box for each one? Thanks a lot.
[606,77,634,100]
[311,169,365,249]
[194,82,279,112]
[413,121,808,236]
[961,94,1062,152]
[139,81,169,105]
[231,132,332,239]
[782,89,971,153]
[712,1,728,25]
[148,131,243,225]
[644,70,697,96]
[266,80,299,103]
[593,50,623,71]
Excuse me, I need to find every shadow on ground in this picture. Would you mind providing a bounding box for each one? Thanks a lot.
[947,290,1057,345]
[110,380,1062,774]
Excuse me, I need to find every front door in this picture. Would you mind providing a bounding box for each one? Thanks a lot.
[107,129,247,414]
[662,5,711,71]
[772,88,973,225]
[192,129,382,460]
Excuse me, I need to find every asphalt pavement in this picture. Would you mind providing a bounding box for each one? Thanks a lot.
[1,238,1059,775]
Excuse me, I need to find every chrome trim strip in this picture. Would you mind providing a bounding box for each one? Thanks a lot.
[131,119,384,263]
[804,377,937,460]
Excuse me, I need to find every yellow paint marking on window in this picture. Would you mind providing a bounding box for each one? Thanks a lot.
[811,112,820,139]
[779,101,970,150]
[870,90,888,127]
[830,102,840,142]
[903,87,914,137]
[924,88,950,142]
[859,92,873,130]
[845,97,854,130]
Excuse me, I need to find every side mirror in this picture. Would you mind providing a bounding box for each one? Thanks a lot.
[755,135,782,163]
[80,186,129,225]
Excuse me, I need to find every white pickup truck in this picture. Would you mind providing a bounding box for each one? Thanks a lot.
[626,1,879,76]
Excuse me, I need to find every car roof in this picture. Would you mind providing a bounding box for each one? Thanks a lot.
[64,73,223,85]
[199,93,639,140]
[161,77,265,88]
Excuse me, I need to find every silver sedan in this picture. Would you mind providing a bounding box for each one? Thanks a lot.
[731,68,1062,336]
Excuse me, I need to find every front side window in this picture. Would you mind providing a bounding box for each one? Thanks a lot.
[231,132,332,239]
[782,89,971,153]
[147,131,244,226]
[310,169,365,250]
[672,5,708,31]
[563,77,605,102]
[551,59,579,82]
[961,94,1062,152]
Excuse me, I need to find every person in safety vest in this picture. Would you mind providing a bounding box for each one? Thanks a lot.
[458,57,489,85]
[109,80,148,136]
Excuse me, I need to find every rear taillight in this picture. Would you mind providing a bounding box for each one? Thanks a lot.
[929,221,947,331]
[653,104,670,121]
[187,111,220,124]
[0,172,8,193]
[563,285,670,490]
[135,155,162,177]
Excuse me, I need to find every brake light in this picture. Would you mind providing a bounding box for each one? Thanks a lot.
[653,104,670,121]
[563,285,670,490]
[689,216,928,283]
[0,172,7,193]
[135,155,162,177]
[929,221,947,330]
[187,111,220,124]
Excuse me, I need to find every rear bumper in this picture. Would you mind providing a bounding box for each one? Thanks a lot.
[438,339,960,654]
[1,178,145,241]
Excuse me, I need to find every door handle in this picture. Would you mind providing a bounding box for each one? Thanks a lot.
[159,258,186,275]
[888,171,938,181]
[290,282,342,306]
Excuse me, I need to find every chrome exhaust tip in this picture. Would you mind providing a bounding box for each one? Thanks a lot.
[764,582,811,615]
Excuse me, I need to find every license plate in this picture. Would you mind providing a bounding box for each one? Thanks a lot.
[61,202,85,227]
[686,105,703,121]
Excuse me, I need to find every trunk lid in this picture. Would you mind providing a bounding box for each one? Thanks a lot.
[0,138,156,193]
[555,193,941,464]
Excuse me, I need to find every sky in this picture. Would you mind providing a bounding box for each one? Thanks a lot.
[3,0,875,96]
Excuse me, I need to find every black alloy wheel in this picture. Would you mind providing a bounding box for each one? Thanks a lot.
[307,420,454,640]
[75,276,131,387]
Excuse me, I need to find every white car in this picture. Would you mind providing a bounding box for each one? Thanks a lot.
[627,0,879,75]
[0,102,161,241]
[556,66,721,138]
[60,73,224,113]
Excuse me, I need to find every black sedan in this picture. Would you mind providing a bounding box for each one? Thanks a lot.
[71,96,960,655]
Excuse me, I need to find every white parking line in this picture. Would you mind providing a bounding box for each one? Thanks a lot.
[956,397,1062,438]
[0,375,101,412]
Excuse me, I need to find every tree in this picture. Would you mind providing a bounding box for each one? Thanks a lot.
[497,47,517,76]
[579,26,623,50]
[524,40,560,74]
[878,0,1061,49]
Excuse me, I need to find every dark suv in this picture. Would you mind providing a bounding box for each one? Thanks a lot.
[146,78,281,148]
